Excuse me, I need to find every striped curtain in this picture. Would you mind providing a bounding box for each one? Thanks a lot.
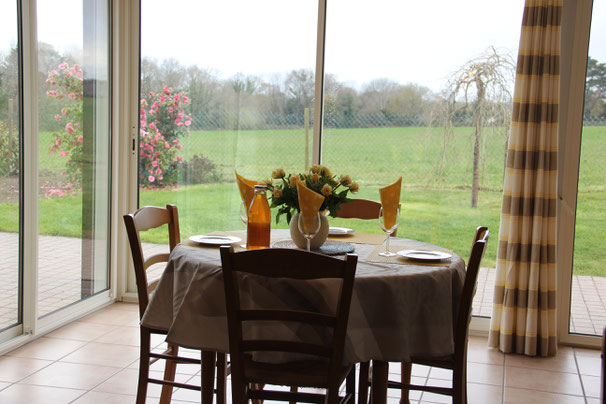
[488,0,561,357]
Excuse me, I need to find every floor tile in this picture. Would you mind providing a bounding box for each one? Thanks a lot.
[0,381,11,391]
[93,367,191,397]
[581,374,601,398]
[60,342,140,368]
[575,354,602,376]
[468,382,503,403]
[0,356,53,383]
[79,309,139,326]
[20,362,120,390]
[94,326,140,346]
[0,384,86,404]
[72,391,136,403]
[467,362,503,385]
[503,387,585,404]
[6,337,86,361]
[47,321,117,342]
[504,367,584,396]
[505,347,578,373]
[467,336,504,365]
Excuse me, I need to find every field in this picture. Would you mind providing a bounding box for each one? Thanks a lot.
[0,126,604,275]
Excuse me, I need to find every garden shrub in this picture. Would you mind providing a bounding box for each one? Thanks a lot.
[139,86,192,188]
[45,62,84,183]
[0,121,19,177]
[180,154,221,184]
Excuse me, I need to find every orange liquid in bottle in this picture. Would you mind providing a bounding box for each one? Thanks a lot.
[247,188,271,249]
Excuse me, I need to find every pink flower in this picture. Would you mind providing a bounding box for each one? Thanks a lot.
[60,151,67,157]
[66,123,75,134]
[185,120,191,126]
[54,115,61,121]
[148,175,155,183]
[77,136,83,143]
[151,160,158,167]
[61,107,68,115]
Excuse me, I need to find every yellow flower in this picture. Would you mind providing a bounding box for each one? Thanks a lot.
[289,175,299,185]
[261,178,272,186]
[310,173,320,183]
[273,188,282,198]
[349,182,359,193]
[272,168,286,179]
[340,175,352,186]
[321,166,332,177]
[321,184,333,196]
[310,164,322,174]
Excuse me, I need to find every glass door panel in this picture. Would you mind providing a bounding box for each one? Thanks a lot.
[139,0,318,246]
[322,0,524,317]
[36,0,111,317]
[570,0,606,336]
[0,0,21,332]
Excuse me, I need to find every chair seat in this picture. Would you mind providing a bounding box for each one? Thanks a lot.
[243,356,353,389]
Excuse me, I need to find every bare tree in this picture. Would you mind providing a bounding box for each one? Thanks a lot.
[442,47,515,208]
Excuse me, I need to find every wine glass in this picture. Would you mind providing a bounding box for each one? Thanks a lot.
[378,206,400,257]
[298,212,321,252]
[239,202,249,248]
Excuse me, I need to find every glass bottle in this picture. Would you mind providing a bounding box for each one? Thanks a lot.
[247,185,271,249]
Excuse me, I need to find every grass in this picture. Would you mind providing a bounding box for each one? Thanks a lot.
[2,125,603,276]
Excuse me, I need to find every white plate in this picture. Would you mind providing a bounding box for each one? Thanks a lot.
[328,227,355,236]
[397,249,452,261]
[188,234,242,246]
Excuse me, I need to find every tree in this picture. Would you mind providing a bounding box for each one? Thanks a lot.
[442,46,515,208]
[285,69,315,115]
[584,56,606,119]
[359,78,398,114]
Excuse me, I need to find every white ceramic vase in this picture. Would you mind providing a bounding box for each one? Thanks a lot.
[289,212,329,250]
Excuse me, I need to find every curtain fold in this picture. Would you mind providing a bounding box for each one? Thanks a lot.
[488,0,561,357]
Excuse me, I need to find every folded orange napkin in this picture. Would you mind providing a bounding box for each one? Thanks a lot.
[235,171,257,211]
[379,177,402,229]
[296,182,325,234]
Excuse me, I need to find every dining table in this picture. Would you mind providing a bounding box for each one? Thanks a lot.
[141,229,466,404]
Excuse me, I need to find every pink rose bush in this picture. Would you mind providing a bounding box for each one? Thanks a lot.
[139,86,192,188]
[46,62,84,184]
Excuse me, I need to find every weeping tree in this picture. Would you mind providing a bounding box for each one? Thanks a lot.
[442,47,515,207]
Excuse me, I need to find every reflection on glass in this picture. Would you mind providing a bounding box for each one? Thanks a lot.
[570,0,606,336]
[0,0,21,331]
[37,0,111,317]
[323,0,524,317]
[139,0,318,243]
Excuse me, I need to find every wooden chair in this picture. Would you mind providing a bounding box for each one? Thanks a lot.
[336,198,398,236]
[220,246,358,404]
[359,226,489,404]
[124,205,227,404]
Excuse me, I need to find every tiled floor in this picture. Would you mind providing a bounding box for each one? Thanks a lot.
[0,302,602,403]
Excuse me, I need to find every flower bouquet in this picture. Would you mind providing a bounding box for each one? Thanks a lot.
[265,165,359,224]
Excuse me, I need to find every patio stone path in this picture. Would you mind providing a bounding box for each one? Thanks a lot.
[0,232,604,337]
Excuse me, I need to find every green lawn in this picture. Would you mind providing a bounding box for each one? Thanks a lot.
[4,125,603,276]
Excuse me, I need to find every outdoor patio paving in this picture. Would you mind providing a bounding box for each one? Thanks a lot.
[0,232,604,337]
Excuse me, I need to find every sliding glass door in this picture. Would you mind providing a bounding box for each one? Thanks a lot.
[36,0,111,318]
[0,0,22,336]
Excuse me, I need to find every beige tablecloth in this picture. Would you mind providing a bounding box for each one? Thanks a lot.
[141,230,465,364]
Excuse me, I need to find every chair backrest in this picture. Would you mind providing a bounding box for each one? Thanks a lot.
[336,199,382,220]
[336,199,398,236]
[123,204,180,319]
[454,226,489,355]
[220,246,357,398]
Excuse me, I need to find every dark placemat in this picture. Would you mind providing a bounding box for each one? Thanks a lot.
[272,239,355,256]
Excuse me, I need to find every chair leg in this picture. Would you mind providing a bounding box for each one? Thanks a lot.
[216,353,227,404]
[201,350,217,404]
[346,367,356,402]
[400,362,412,404]
[137,328,151,404]
[452,360,467,404]
[358,362,369,404]
[159,344,179,404]
[289,385,298,404]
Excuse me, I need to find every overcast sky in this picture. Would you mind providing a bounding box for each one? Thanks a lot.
[1,0,605,92]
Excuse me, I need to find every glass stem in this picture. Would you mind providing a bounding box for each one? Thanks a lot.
[385,232,390,254]
[306,238,311,252]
